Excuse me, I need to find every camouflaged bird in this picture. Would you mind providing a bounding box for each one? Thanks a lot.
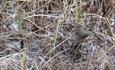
[68,25,91,63]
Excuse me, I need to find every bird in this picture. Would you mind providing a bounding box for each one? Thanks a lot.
[68,24,91,62]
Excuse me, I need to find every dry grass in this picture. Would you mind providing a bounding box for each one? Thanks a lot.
[0,0,115,70]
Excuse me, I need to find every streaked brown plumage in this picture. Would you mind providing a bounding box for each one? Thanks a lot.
[69,25,91,62]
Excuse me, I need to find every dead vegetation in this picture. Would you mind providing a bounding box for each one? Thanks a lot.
[0,0,115,70]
